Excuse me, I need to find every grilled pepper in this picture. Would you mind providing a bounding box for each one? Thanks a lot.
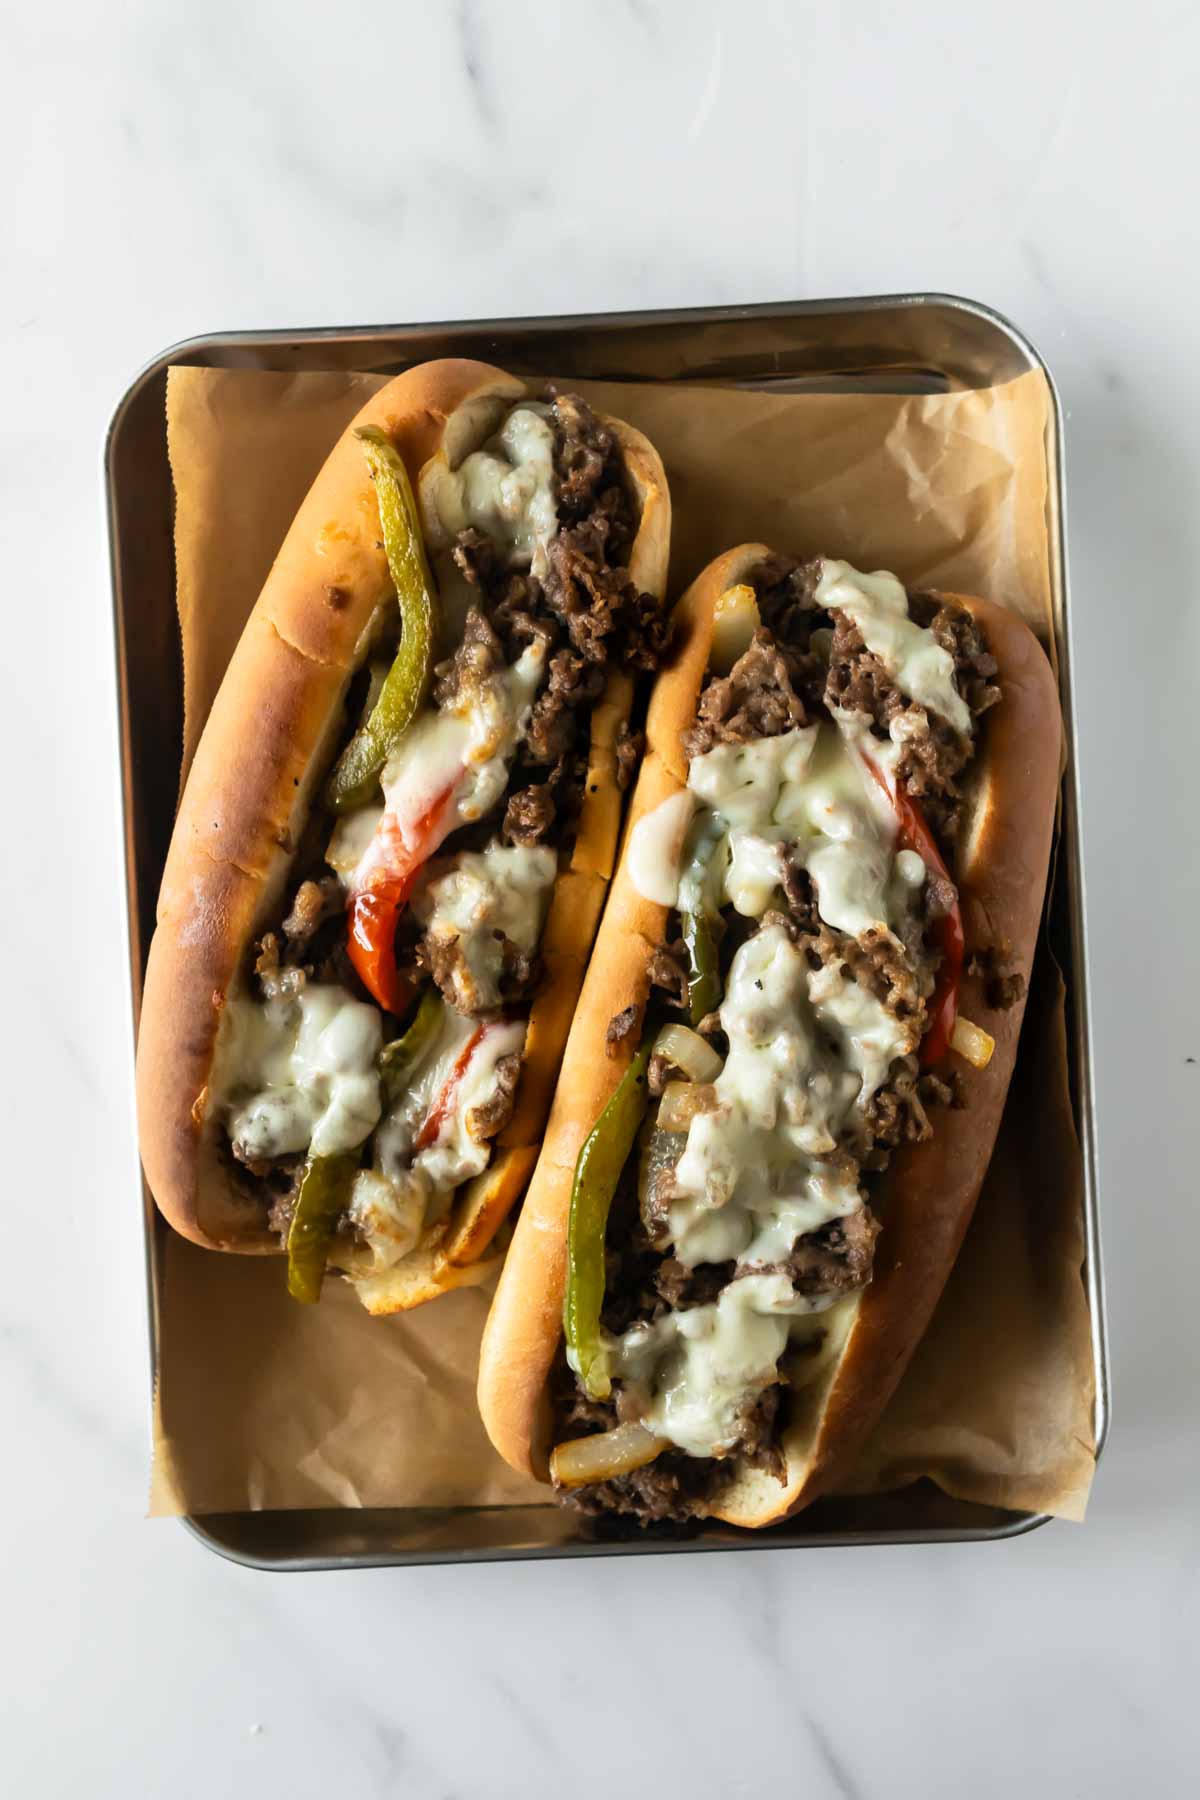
[681,907,720,1026]
[563,1030,654,1399]
[890,783,965,1067]
[863,756,965,1067]
[326,427,438,814]
[286,1151,360,1304]
[379,988,443,1108]
[345,780,460,1015]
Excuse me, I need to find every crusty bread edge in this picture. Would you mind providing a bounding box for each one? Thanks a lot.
[477,559,1063,1509]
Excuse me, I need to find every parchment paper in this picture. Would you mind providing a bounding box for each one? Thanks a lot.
[151,365,1095,1521]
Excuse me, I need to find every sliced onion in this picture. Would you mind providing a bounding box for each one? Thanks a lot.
[652,1022,722,1085]
[950,1014,995,1069]
[657,1080,716,1133]
[709,583,761,674]
[639,1124,684,1242]
[551,1421,670,1488]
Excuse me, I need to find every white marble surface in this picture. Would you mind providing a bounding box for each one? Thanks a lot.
[3,1,1196,1793]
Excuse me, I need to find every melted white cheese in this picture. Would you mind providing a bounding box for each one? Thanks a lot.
[676,814,728,923]
[385,640,546,826]
[411,841,557,1012]
[604,922,912,1459]
[424,404,559,578]
[326,801,385,879]
[217,985,382,1161]
[688,726,820,830]
[683,721,914,937]
[611,1273,841,1459]
[723,828,786,919]
[895,848,927,887]
[451,640,548,822]
[344,640,547,895]
[376,1008,475,1181]
[346,1167,429,1272]
[666,924,912,1270]
[626,790,697,908]
[628,730,816,918]
[815,558,971,735]
[418,1017,527,1193]
[598,561,973,1459]
[615,924,914,1455]
[808,959,912,1110]
[374,1009,527,1197]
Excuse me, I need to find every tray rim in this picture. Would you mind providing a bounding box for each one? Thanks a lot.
[180,1495,1052,1575]
[106,289,1106,1570]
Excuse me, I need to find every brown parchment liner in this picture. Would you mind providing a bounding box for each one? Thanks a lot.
[149,366,1094,1523]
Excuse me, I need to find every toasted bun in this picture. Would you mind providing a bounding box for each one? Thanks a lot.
[135,362,670,1313]
[477,549,1062,1509]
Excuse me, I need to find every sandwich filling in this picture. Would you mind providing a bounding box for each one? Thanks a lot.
[209,393,668,1294]
[554,554,1012,1525]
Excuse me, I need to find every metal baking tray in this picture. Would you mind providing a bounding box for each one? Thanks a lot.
[107,295,1108,1568]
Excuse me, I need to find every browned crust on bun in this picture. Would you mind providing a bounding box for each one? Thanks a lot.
[477,549,1062,1507]
[135,363,670,1312]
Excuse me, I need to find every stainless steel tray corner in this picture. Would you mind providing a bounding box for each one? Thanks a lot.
[107,294,1107,1570]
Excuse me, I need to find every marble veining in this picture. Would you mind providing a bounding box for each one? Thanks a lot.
[3,1,1197,1795]
[456,1,501,139]
[802,1717,862,1800]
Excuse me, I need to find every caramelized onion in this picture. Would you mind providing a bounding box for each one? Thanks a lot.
[709,583,761,674]
[950,1014,995,1069]
[652,1023,722,1085]
[656,1080,717,1133]
[551,1421,670,1488]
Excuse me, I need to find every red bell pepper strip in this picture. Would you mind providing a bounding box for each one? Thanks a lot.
[863,757,965,1067]
[346,779,461,1013]
[413,1024,488,1152]
[347,881,418,1017]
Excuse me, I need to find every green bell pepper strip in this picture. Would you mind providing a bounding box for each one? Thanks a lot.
[563,1031,654,1400]
[286,1151,360,1304]
[379,988,443,1109]
[681,907,720,1025]
[325,427,439,814]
